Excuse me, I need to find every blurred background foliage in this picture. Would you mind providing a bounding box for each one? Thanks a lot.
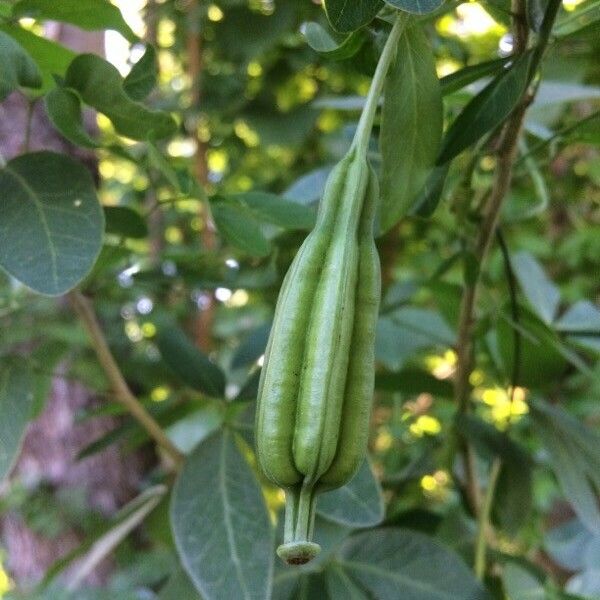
[0,0,599,598]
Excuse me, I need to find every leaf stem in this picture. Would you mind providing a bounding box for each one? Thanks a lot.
[474,458,501,580]
[352,12,409,157]
[68,290,184,468]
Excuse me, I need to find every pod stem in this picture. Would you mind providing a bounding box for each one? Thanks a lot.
[278,485,321,566]
[352,12,409,158]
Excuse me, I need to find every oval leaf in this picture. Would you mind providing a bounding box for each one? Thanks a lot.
[317,458,384,527]
[171,430,273,600]
[156,327,226,398]
[0,151,104,295]
[338,529,491,599]
[437,50,534,164]
[0,362,34,482]
[0,30,42,100]
[65,54,176,140]
[323,0,384,33]
[379,23,443,233]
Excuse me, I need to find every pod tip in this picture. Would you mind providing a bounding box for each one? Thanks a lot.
[276,541,321,566]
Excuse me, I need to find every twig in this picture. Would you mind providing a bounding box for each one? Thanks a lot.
[454,0,563,571]
[474,458,502,580]
[453,0,530,515]
[68,291,184,468]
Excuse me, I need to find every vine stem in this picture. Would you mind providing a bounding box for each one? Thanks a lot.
[453,0,563,574]
[474,458,501,580]
[352,12,409,157]
[69,291,185,468]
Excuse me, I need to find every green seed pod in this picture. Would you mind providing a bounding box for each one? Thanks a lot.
[255,149,380,565]
[319,166,381,489]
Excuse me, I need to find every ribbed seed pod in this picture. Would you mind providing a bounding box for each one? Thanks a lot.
[319,165,381,489]
[255,149,380,565]
[255,151,357,488]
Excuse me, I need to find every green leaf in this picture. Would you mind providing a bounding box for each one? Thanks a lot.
[0,151,104,296]
[166,403,225,454]
[317,458,384,527]
[375,366,453,397]
[544,518,593,572]
[284,165,333,205]
[530,399,600,534]
[379,23,443,232]
[170,430,273,600]
[156,327,226,398]
[338,529,491,599]
[146,142,183,191]
[0,361,34,482]
[496,308,567,387]
[211,200,271,257]
[231,322,271,370]
[440,57,509,96]
[0,24,75,94]
[410,163,450,218]
[65,54,176,140]
[300,22,365,60]
[323,0,384,33]
[12,0,137,41]
[123,45,158,100]
[512,251,561,324]
[0,29,42,100]
[437,51,534,164]
[384,0,444,15]
[376,308,455,371]
[555,0,600,37]
[503,563,546,599]
[104,206,148,239]
[457,414,532,534]
[555,301,600,333]
[327,566,370,599]
[224,192,316,231]
[159,568,202,600]
[45,86,100,148]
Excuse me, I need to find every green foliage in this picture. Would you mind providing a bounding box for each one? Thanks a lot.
[12,0,137,41]
[0,151,103,295]
[64,54,176,140]
[170,430,274,600]
[438,51,535,163]
[0,30,41,100]
[0,361,34,482]
[0,24,75,93]
[0,0,599,597]
[323,0,383,33]
[379,22,443,231]
[156,326,226,398]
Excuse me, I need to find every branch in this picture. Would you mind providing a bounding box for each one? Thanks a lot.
[474,458,502,579]
[454,0,530,514]
[453,0,562,549]
[69,291,184,468]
